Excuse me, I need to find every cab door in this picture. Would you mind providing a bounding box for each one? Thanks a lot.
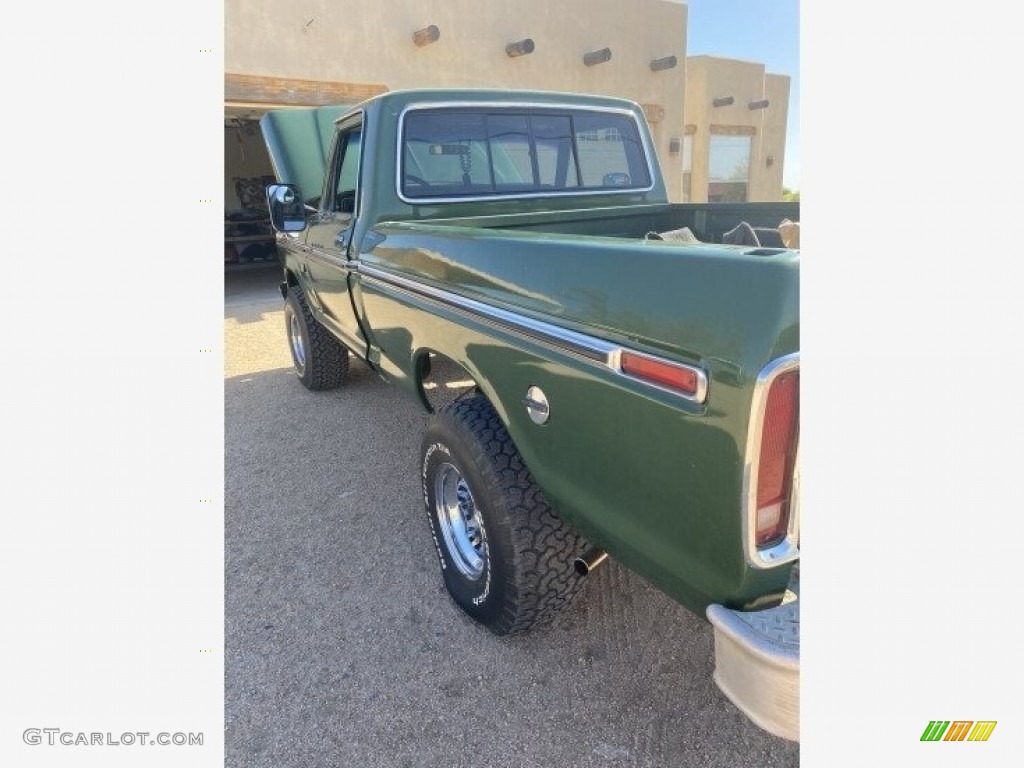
[303,114,365,357]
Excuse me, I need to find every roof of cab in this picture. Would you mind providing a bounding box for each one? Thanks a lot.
[343,87,646,123]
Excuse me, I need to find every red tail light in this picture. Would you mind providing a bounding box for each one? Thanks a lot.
[754,370,799,547]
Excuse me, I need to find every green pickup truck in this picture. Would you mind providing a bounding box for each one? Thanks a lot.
[260,88,800,740]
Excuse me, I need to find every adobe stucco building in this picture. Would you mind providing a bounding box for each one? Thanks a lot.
[682,55,790,203]
[224,0,790,206]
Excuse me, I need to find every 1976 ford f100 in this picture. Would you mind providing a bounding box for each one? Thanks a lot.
[260,89,800,740]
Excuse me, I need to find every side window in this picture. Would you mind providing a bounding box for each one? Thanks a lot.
[681,134,693,202]
[331,125,362,214]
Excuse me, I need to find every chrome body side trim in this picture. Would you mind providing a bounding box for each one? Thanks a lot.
[741,353,800,569]
[357,264,707,404]
[394,101,658,204]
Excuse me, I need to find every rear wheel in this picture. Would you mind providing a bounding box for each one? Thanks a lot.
[421,394,590,634]
[283,287,349,390]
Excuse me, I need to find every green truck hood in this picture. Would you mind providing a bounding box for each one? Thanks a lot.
[260,106,352,204]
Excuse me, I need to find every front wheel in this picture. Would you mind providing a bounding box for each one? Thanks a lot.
[421,395,590,634]
[283,287,349,390]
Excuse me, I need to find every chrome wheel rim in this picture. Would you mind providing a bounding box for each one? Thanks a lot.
[288,312,306,373]
[434,462,486,579]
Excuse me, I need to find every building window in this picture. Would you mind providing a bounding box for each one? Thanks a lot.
[681,135,693,202]
[708,134,751,202]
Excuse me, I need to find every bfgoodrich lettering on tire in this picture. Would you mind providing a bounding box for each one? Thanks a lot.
[283,287,349,390]
[421,394,590,634]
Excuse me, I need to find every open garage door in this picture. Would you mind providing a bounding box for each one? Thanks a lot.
[223,74,388,269]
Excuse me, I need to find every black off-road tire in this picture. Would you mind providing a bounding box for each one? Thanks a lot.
[421,394,590,635]
[283,287,349,390]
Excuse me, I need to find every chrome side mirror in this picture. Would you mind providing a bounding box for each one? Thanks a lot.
[266,184,307,233]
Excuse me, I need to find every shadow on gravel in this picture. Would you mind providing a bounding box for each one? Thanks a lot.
[225,302,286,326]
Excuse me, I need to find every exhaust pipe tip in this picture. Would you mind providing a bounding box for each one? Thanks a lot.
[574,548,609,576]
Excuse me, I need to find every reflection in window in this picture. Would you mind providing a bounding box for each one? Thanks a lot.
[531,115,578,188]
[573,115,637,187]
[487,114,532,188]
[336,131,361,192]
[333,127,362,213]
[403,113,492,189]
[708,134,751,202]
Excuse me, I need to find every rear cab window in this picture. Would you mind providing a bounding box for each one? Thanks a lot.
[400,105,652,201]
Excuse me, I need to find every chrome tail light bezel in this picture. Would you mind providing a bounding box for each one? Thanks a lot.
[742,353,800,569]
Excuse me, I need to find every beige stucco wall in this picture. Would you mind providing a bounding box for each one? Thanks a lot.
[225,0,689,198]
[683,56,789,202]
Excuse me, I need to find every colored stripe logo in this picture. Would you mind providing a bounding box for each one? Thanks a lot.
[921,721,997,742]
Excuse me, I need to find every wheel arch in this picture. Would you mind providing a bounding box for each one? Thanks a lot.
[279,267,300,299]
[412,348,488,414]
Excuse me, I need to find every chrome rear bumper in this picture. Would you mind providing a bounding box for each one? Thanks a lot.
[705,564,799,741]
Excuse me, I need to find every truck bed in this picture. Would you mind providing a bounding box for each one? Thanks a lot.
[396,201,799,244]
